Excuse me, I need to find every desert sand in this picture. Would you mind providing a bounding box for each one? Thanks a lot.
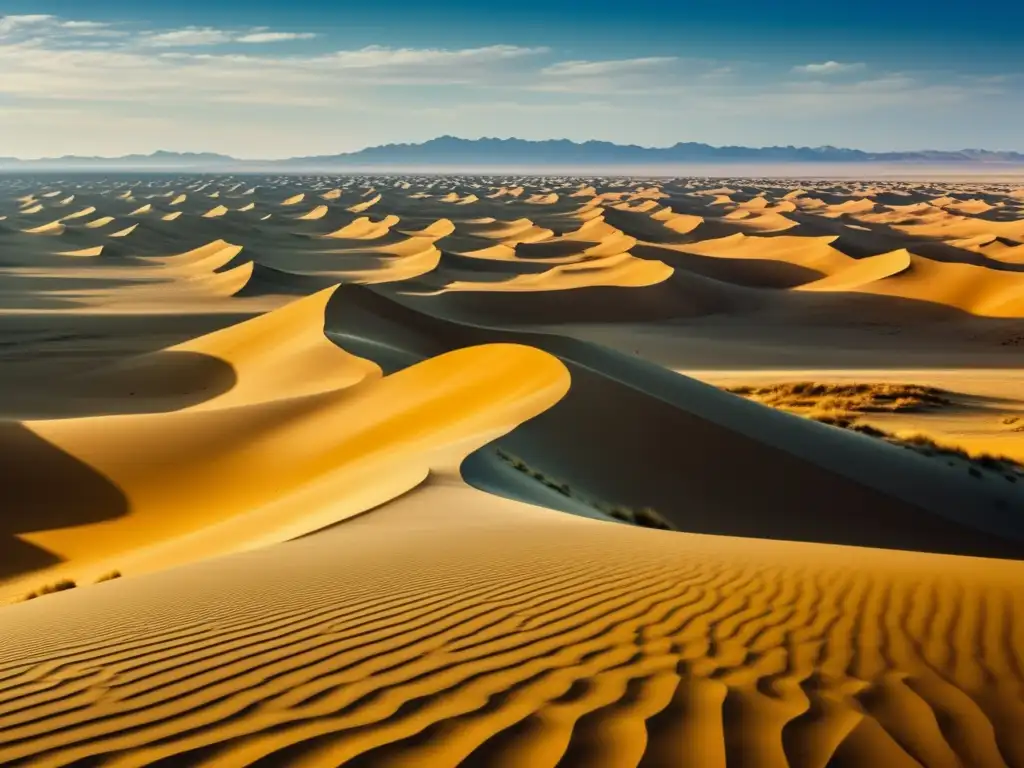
[1,173,1024,766]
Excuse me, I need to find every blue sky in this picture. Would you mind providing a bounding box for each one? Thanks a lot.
[1,1,1021,157]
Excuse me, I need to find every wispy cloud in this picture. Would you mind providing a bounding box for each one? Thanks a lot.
[792,61,866,76]
[236,31,318,43]
[0,29,548,106]
[139,26,320,47]
[141,27,234,47]
[1,12,1019,157]
[316,44,545,69]
[541,57,677,77]
[0,14,55,36]
[0,14,122,39]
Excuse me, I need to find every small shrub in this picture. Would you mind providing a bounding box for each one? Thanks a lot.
[494,449,675,531]
[634,507,674,530]
[96,571,122,583]
[729,383,1024,480]
[606,506,634,523]
[23,579,76,601]
[727,381,951,416]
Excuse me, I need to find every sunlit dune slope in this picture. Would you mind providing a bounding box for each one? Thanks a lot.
[2,173,1024,768]
[0,289,569,596]
[1,487,1023,767]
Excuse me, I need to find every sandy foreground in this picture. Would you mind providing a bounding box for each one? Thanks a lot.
[1,174,1023,765]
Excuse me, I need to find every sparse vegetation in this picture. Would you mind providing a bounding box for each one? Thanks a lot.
[601,504,675,530]
[22,579,76,601]
[496,448,675,530]
[96,571,122,583]
[726,381,950,423]
[726,382,1024,482]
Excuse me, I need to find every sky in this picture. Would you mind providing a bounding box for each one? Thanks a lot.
[1,0,1021,158]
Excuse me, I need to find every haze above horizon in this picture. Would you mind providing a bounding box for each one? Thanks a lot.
[1,1,1021,158]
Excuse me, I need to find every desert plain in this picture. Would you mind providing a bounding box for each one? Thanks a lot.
[0,173,1023,766]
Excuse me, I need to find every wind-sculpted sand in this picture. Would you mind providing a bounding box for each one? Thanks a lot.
[1,173,1024,766]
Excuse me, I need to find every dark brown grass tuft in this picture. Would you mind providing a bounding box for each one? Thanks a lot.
[22,579,77,601]
[727,381,950,421]
[495,449,675,530]
[727,381,1024,478]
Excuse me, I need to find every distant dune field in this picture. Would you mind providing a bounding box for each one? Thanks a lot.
[1,173,1024,766]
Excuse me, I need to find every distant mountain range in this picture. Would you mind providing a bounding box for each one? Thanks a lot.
[3,137,1024,171]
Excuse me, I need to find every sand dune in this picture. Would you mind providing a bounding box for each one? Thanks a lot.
[203,204,229,218]
[297,204,329,221]
[1,173,1024,766]
[21,220,66,235]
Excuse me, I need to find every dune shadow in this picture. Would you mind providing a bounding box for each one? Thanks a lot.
[323,283,1024,560]
[631,242,823,288]
[0,422,129,579]
[62,350,239,416]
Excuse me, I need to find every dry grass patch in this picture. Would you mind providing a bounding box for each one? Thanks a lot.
[812,416,1020,482]
[601,505,674,531]
[495,448,675,530]
[22,579,76,601]
[1002,415,1024,432]
[726,381,950,423]
[727,382,1023,483]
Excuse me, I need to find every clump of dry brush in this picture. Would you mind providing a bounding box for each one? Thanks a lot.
[726,381,950,422]
[728,381,1023,483]
[496,449,675,530]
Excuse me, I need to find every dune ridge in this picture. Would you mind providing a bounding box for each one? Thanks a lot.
[2,172,1024,766]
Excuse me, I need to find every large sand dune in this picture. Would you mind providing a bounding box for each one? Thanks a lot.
[1,173,1024,766]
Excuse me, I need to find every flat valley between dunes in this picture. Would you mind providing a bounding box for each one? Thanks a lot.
[1,172,1024,767]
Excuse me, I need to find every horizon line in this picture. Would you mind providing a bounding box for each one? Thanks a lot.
[4,136,1024,163]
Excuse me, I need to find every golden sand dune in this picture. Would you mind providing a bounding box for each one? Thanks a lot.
[347,194,382,213]
[21,220,66,236]
[56,246,105,258]
[322,215,400,240]
[329,244,443,285]
[798,249,912,292]
[109,223,139,238]
[802,249,1024,316]
[433,252,673,293]
[2,173,1024,767]
[203,204,230,218]
[0,490,1022,767]
[685,233,857,279]
[153,239,245,272]
[297,204,329,220]
[4,353,566,604]
[60,206,97,222]
[399,218,456,238]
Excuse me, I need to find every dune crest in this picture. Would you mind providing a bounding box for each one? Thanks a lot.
[2,172,1024,767]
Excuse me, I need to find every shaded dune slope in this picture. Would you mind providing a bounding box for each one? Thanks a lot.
[327,284,1024,559]
[2,174,1024,767]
